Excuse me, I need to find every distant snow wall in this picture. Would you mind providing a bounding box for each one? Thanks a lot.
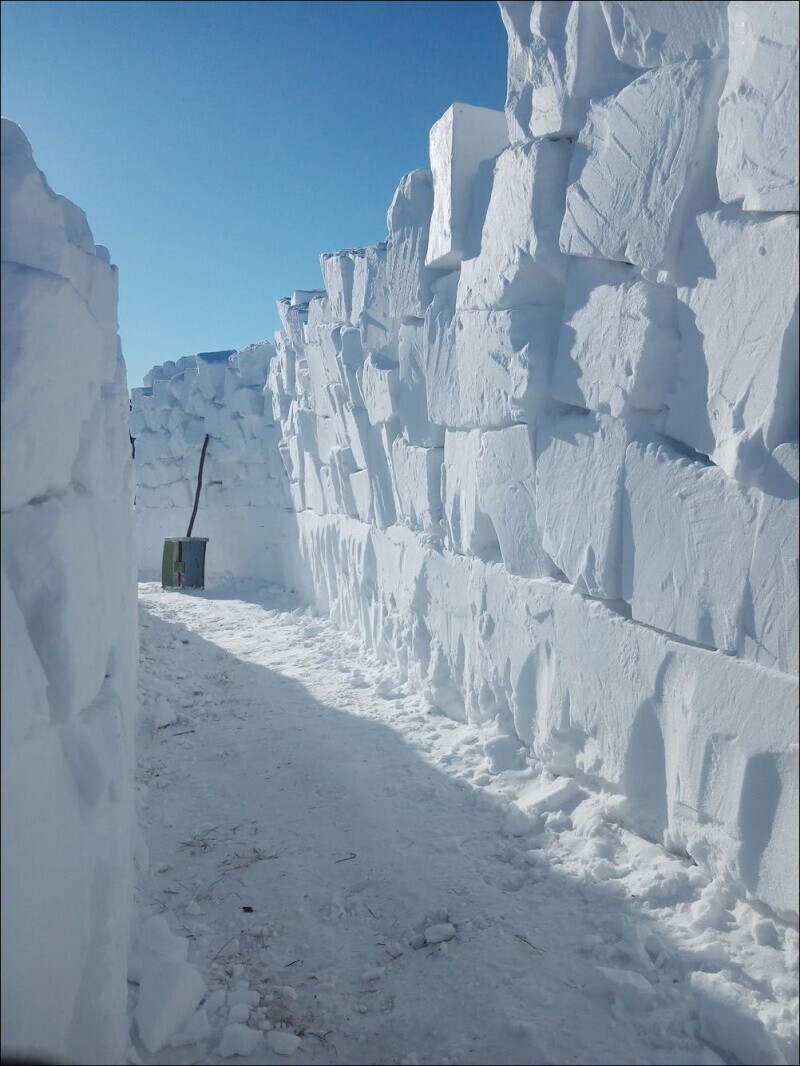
[131,344,305,588]
[1,120,137,1063]
[132,1,799,919]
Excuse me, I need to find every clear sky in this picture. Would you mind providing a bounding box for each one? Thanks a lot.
[2,0,508,386]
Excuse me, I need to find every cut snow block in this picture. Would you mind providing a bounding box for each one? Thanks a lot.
[135,957,206,1054]
[442,431,501,560]
[233,341,273,387]
[320,251,355,324]
[623,441,755,652]
[425,306,559,431]
[560,59,725,279]
[359,353,399,426]
[397,321,444,448]
[743,444,799,676]
[425,103,509,270]
[717,1,799,212]
[386,170,437,321]
[306,292,331,328]
[476,425,554,580]
[387,168,435,235]
[1,262,111,511]
[536,413,627,599]
[457,140,571,310]
[350,244,396,355]
[666,210,799,482]
[350,468,373,525]
[600,2,729,68]
[552,258,678,418]
[195,350,234,402]
[276,297,308,353]
[499,1,632,141]
[390,436,443,536]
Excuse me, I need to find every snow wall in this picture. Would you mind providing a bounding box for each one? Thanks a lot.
[1,120,137,1063]
[132,344,305,587]
[133,1,799,920]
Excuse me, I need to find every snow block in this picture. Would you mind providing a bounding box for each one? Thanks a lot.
[397,321,444,448]
[359,353,399,426]
[390,436,443,537]
[600,2,729,68]
[442,431,501,560]
[499,1,632,140]
[350,244,396,356]
[320,251,355,324]
[135,957,206,1054]
[560,59,725,279]
[552,258,678,418]
[665,210,799,481]
[233,341,273,387]
[386,169,438,321]
[717,1,799,213]
[536,413,627,599]
[476,424,554,580]
[744,444,799,676]
[425,103,509,270]
[622,442,754,653]
[425,306,559,431]
[457,139,571,310]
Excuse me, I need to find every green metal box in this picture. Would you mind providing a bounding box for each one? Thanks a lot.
[162,537,209,589]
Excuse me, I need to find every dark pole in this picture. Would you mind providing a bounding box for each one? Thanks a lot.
[186,434,210,538]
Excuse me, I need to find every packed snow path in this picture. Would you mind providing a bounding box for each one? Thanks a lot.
[132,584,798,1066]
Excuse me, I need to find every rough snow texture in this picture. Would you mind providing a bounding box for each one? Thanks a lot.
[1,119,137,1064]
[133,2,799,926]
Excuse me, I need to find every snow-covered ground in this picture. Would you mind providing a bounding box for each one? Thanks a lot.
[131,583,798,1066]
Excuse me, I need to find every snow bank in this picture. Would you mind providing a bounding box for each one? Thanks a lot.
[133,2,798,921]
[1,119,136,1064]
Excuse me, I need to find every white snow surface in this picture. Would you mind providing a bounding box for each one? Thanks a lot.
[1,118,137,1064]
[131,583,799,1066]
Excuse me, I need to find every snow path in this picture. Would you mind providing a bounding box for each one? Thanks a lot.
[131,583,798,1066]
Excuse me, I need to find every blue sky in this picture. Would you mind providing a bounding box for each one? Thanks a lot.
[2,0,507,386]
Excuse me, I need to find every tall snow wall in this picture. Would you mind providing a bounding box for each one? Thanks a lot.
[132,1,798,920]
[1,120,137,1063]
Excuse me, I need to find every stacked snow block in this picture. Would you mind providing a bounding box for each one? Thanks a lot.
[1,120,137,1064]
[132,341,305,587]
[265,1,798,918]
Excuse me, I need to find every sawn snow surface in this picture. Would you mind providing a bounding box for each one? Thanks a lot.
[132,583,798,1066]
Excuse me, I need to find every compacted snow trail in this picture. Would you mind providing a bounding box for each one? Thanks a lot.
[130,583,797,1066]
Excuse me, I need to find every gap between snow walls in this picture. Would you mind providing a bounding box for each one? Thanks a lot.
[131,0,799,924]
[1,120,138,1064]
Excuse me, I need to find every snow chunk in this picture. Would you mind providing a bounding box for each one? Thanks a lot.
[665,210,798,482]
[560,59,725,279]
[600,2,729,68]
[457,139,571,310]
[499,1,632,140]
[622,442,753,652]
[425,306,558,431]
[536,413,627,599]
[219,1022,265,1058]
[552,258,678,419]
[266,1029,302,1055]
[426,103,509,270]
[135,957,206,1054]
[424,923,456,945]
[717,1,799,212]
